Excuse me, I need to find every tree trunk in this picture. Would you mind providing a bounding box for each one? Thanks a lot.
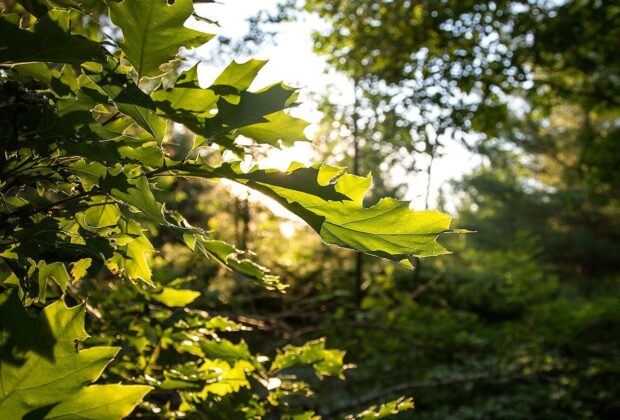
[352,80,363,307]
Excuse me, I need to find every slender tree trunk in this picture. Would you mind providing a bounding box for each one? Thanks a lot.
[352,80,363,307]
[412,142,435,290]
[425,147,435,210]
[235,196,250,250]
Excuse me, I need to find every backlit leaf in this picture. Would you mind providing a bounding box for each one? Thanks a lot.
[80,199,121,228]
[152,65,218,114]
[271,338,345,379]
[238,110,310,147]
[212,59,267,93]
[350,397,415,420]
[106,0,213,78]
[151,287,200,307]
[180,161,456,265]
[106,234,155,285]
[83,61,167,142]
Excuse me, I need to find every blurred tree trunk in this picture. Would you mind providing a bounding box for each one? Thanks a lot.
[352,80,363,307]
[235,196,251,250]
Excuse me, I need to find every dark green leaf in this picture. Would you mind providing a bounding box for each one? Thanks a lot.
[83,61,167,142]
[0,10,104,64]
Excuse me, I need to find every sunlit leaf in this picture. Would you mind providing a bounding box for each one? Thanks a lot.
[103,172,166,224]
[106,234,155,285]
[80,198,121,228]
[349,397,415,419]
[212,59,267,94]
[0,290,151,418]
[152,64,218,113]
[106,0,213,78]
[238,110,310,147]
[204,83,299,139]
[271,338,345,379]
[83,61,167,142]
[180,161,457,265]
[71,258,92,282]
[199,359,254,397]
[151,287,200,307]
[35,261,70,299]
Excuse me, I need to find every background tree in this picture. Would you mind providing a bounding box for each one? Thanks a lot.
[230,0,620,417]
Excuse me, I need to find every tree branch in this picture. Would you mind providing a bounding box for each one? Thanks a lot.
[321,371,536,417]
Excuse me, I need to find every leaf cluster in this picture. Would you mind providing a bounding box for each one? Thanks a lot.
[0,0,459,417]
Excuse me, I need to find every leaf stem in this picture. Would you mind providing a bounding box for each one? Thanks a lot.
[7,190,99,219]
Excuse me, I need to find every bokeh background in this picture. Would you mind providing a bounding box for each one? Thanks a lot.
[116,0,619,417]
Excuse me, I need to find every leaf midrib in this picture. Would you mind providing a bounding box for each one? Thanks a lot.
[136,1,156,79]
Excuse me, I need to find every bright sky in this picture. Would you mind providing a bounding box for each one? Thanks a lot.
[190,0,479,214]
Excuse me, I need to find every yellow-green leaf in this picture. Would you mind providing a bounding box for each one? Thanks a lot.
[151,287,200,307]
[107,0,213,78]
[0,290,151,418]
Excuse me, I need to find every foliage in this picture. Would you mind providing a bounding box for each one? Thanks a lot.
[0,289,151,418]
[227,0,620,417]
[349,397,414,420]
[303,0,620,140]
[0,0,454,417]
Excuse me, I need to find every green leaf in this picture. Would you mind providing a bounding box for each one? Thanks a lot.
[12,217,116,266]
[67,160,108,191]
[16,0,83,16]
[241,163,454,263]
[152,65,218,114]
[271,338,345,379]
[106,233,155,285]
[83,61,167,142]
[0,10,104,64]
[283,411,320,420]
[351,397,415,420]
[238,110,310,147]
[205,83,299,139]
[192,236,285,291]
[199,339,252,364]
[152,60,288,150]
[180,161,456,265]
[36,261,70,299]
[212,59,267,93]
[151,60,304,150]
[106,0,213,78]
[102,171,166,224]
[10,62,59,86]
[45,384,154,419]
[0,290,151,418]
[80,198,121,228]
[154,59,267,115]
[205,315,251,332]
[151,287,200,307]
[70,258,92,282]
[15,0,50,17]
[198,359,253,397]
[48,0,82,9]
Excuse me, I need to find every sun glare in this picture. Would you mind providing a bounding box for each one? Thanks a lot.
[193,0,478,218]
[219,138,316,223]
[258,141,315,171]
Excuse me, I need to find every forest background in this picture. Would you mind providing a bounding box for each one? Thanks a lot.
[191,1,620,417]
